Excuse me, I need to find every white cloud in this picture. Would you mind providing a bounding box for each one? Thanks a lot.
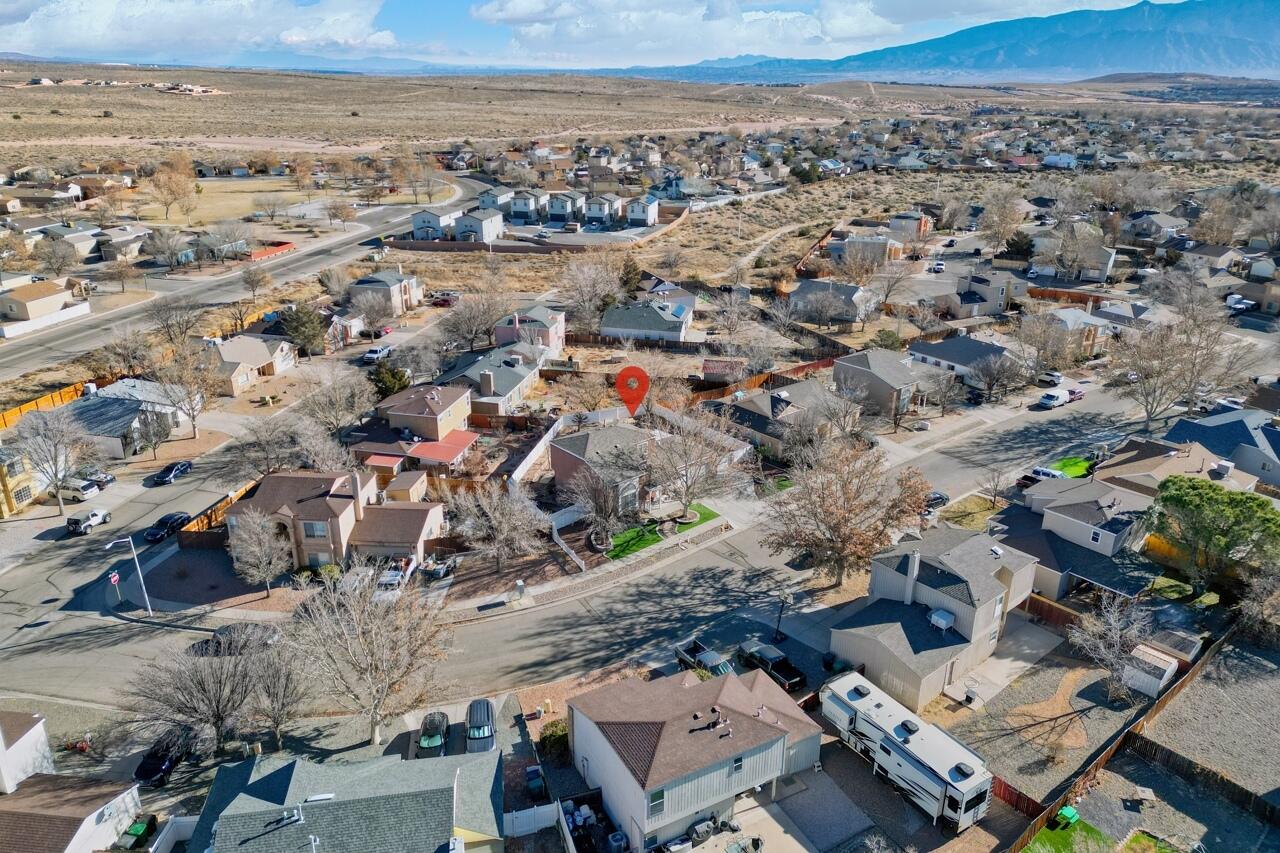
[498,0,901,66]
[472,0,577,25]
[0,0,400,60]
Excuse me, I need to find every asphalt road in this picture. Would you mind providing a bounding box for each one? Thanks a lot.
[0,177,488,383]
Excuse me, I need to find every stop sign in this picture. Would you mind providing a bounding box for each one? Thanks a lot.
[109,571,120,586]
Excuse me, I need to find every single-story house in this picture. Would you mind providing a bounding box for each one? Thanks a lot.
[907,335,1012,388]
[0,711,54,794]
[709,379,833,457]
[62,396,166,458]
[600,300,692,343]
[1164,408,1280,487]
[0,773,141,853]
[212,335,296,397]
[0,278,71,321]
[431,341,546,415]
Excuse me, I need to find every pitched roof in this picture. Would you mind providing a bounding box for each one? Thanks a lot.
[907,335,1007,368]
[2,279,67,302]
[348,502,442,546]
[833,599,970,677]
[226,471,373,523]
[0,773,132,853]
[551,422,657,467]
[875,525,1034,608]
[0,711,43,746]
[836,348,917,389]
[96,377,186,409]
[432,342,543,399]
[1093,437,1258,496]
[600,300,688,333]
[377,384,469,419]
[1164,409,1280,465]
[191,752,502,853]
[568,670,819,790]
[716,379,830,441]
[62,395,144,438]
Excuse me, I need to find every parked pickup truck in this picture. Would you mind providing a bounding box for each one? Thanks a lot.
[674,636,735,677]
[736,641,807,692]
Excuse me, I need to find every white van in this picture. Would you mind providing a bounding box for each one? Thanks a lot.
[1038,389,1069,409]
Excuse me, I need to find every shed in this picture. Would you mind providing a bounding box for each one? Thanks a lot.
[1122,644,1179,698]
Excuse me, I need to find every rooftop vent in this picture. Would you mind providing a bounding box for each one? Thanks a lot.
[852,684,871,698]
[990,546,1003,558]
[902,719,920,735]
[955,762,975,779]
[304,793,335,803]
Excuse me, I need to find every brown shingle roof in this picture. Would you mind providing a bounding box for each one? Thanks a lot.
[226,471,373,523]
[0,711,42,746]
[569,670,819,790]
[2,279,67,302]
[378,385,469,419]
[348,502,442,546]
[0,773,131,853]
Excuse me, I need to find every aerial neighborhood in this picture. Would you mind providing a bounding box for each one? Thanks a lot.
[1,7,1280,853]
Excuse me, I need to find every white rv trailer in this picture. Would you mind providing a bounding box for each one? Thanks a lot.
[820,671,993,832]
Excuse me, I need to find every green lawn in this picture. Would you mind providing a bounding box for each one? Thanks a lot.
[1050,456,1093,478]
[1025,819,1112,853]
[606,504,720,559]
[1149,574,1221,608]
[1122,831,1180,853]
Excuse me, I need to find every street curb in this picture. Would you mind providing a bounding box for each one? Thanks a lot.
[106,606,217,634]
[442,521,740,626]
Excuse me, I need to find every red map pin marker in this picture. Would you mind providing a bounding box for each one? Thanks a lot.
[615,365,650,416]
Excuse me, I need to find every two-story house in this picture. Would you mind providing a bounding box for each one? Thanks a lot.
[626,196,659,227]
[477,186,514,212]
[348,269,423,318]
[568,670,821,852]
[548,190,586,222]
[492,305,566,355]
[829,527,1038,712]
[585,194,624,224]
[411,208,462,240]
[510,188,550,222]
[225,471,445,569]
[375,385,471,441]
[455,208,505,244]
[0,447,38,519]
[834,348,951,417]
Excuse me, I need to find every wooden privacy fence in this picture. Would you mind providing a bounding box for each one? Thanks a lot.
[0,382,86,429]
[1017,593,1083,629]
[992,776,1042,819]
[177,482,255,549]
[1006,625,1238,852]
[1127,733,1280,827]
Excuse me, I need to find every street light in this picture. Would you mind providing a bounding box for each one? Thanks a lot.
[773,590,793,644]
[105,538,152,617]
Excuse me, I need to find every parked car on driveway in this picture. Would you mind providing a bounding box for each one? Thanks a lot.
[736,641,806,692]
[465,699,496,754]
[74,466,116,489]
[930,261,946,273]
[133,731,195,787]
[944,239,956,248]
[48,481,99,503]
[430,295,457,307]
[926,491,949,509]
[153,461,192,485]
[144,511,192,543]
[1030,466,1068,480]
[1037,371,1064,386]
[417,711,450,758]
[66,508,111,535]
[363,344,393,364]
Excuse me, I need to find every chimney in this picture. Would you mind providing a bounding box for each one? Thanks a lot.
[350,471,364,522]
[479,370,496,397]
[904,550,920,606]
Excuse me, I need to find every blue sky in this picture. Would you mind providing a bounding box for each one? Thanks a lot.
[0,0,1179,68]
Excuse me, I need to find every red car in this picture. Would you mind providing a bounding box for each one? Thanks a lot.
[1068,388,1086,402]
[431,296,457,307]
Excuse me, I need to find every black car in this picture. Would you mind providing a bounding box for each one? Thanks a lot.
[153,460,192,485]
[966,389,987,405]
[417,711,450,758]
[133,731,194,787]
[944,239,957,248]
[926,491,950,510]
[465,699,496,754]
[188,622,281,656]
[144,512,191,543]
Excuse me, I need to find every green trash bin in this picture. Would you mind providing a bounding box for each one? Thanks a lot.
[1055,805,1080,828]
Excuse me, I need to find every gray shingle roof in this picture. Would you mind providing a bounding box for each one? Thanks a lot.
[62,395,143,438]
[907,335,1007,369]
[600,300,687,333]
[876,526,1032,608]
[833,599,970,677]
[191,752,502,853]
[432,342,542,399]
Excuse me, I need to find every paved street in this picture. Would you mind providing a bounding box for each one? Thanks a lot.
[0,176,488,382]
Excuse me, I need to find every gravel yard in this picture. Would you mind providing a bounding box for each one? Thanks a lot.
[938,650,1149,803]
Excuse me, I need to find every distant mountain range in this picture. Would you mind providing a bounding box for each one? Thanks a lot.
[5,0,1279,85]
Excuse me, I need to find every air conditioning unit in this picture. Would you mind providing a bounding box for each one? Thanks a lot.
[928,608,955,632]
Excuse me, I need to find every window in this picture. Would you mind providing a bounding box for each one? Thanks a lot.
[1263,462,1274,473]
[879,744,892,757]
[3,459,21,477]
[1090,529,1102,544]
[989,628,999,644]
[946,795,961,813]
[303,521,328,539]
[306,552,331,568]
[645,837,658,851]
[647,790,665,818]
[12,485,32,504]
[732,756,744,774]
[963,788,989,813]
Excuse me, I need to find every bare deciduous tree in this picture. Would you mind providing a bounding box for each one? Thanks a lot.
[452,480,547,579]
[557,372,614,417]
[126,647,256,754]
[250,643,311,751]
[351,291,394,331]
[319,267,350,301]
[658,245,685,279]
[763,443,930,585]
[440,292,511,350]
[144,228,187,270]
[155,345,218,438]
[563,468,636,551]
[560,253,623,329]
[95,328,155,378]
[980,465,1008,509]
[1066,593,1152,703]
[712,290,750,336]
[149,167,196,220]
[643,406,743,520]
[241,265,271,303]
[296,363,376,436]
[970,354,1024,402]
[228,506,293,596]
[288,564,450,744]
[12,408,101,516]
[135,410,173,461]
[145,296,203,348]
[103,257,140,293]
[34,239,77,276]
[325,198,356,229]
[253,193,288,223]
[978,185,1025,255]
[923,369,963,416]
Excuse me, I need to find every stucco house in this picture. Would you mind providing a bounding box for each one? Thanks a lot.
[348,268,423,317]
[410,208,462,240]
[213,335,296,397]
[548,190,586,222]
[455,209,504,244]
[0,711,54,794]
[492,304,566,355]
[431,341,547,415]
[829,527,1038,712]
[568,670,821,852]
[834,348,943,416]
[0,448,38,520]
[1164,408,1280,488]
[225,471,444,569]
[0,278,71,321]
[375,384,471,442]
[907,335,1012,388]
[0,773,141,853]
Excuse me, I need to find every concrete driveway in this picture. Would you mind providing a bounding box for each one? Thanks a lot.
[942,611,1061,708]
[773,769,875,852]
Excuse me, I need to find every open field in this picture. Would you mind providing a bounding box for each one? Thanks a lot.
[0,61,848,162]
